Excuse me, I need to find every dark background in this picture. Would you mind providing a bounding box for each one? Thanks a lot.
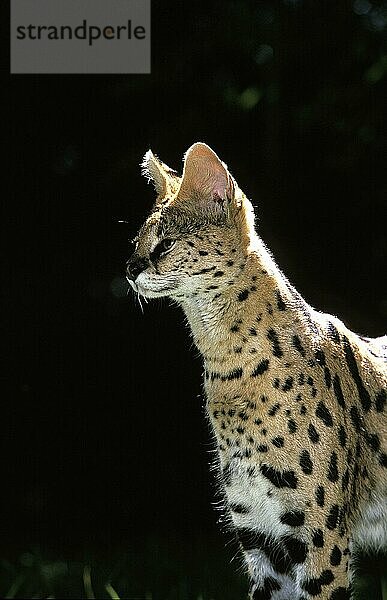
[5,0,387,596]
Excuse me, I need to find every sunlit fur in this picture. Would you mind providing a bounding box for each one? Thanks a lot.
[127,143,387,599]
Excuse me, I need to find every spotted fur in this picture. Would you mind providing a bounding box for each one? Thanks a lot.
[126,143,387,599]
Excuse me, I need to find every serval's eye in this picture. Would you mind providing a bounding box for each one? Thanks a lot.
[151,238,176,262]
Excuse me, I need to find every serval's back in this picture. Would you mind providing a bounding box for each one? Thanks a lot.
[126,143,386,599]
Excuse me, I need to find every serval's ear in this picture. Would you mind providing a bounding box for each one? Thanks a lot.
[178,142,235,212]
[141,150,177,195]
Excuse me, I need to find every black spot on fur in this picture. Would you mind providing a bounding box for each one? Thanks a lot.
[284,536,308,563]
[327,452,339,482]
[275,290,287,311]
[308,424,320,443]
[282,376,294,392]
[375,389,386,412]
[238,529,289,574]
[316,486,325,507]
[288,419,297,433]
[267,329,283,358]
[302,570,334,596]
[366,433,380,452]
[260,464,298,488]
[198,250,208,256]
[333,375,346,409]
[300,450,313,474]
[315,349,326,365]
[312,529,324,547]
[316,402,333,427]
[192,265,216,275]
[338,425,347,448]
[268,403,281,416]
[230,502,250,514]
[342,335,371,411]
[252,577,281,599]
[257,444,268,453]
[292,335,306,357]
[330,545,342,566]
[379,453,387,468]
[341,469,350,491]
[272,436,285,448]
[249,327,257,336]
[350,406,362,432]
[214,270,224,277]
[251,359,270,377]
[329,588,350,600]
[327,322,340,343]
[238,289,249,302]
[326,505,340,530]
[280,510,305,526]
[324,366,332,389]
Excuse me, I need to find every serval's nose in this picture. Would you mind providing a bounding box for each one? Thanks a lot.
[126,254,150,281]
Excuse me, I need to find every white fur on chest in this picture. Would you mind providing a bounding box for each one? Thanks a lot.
[221,459,289,539]
[352,490,387,552]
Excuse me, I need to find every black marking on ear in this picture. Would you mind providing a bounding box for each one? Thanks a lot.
[260,465,298,488]
[342,335,371,411]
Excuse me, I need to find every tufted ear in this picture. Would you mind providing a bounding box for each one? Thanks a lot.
[178,142,235,211]
[141,150,177,195]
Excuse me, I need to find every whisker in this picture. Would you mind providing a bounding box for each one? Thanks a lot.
[137,292,145,314]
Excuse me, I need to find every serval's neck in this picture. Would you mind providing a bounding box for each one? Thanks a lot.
[180,237,313,367]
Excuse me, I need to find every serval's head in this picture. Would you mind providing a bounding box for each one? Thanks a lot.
[126,143,255,300]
